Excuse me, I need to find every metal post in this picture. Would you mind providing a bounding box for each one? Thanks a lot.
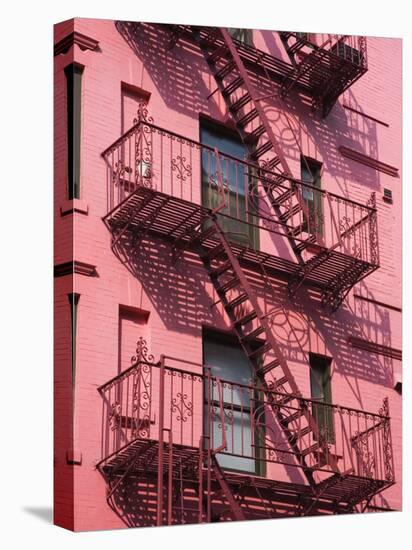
[167,429,173,525]
[156,355,166,526]
[198,436,204,523]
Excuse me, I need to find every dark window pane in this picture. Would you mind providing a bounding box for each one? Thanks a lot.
[301,156,323,237]
[309,354,334,443]
[228,28,254,46]
[64,63,84,199]
[200,120,259,248]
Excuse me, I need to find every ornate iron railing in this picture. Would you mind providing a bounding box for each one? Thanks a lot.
[102,118,379,267]
[98,351,394,484]
[282,32,368,68]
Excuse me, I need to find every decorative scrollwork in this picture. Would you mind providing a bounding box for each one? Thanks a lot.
[112,160,132,187]
[357,36,367,68]
[352,244,362,259]
[171,155,192,182]
[172,392,193,422]
[367,193,379,266]
[353,430,376,478]
[108,402,121,431]
[379,397,394,482]
[131,337,154,364]
[133,101,154,124]
[339,215,352,234]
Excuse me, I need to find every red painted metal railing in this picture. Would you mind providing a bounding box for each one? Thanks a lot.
[282,32,368,68]
[102,120,379,267]
[98,354,394,485]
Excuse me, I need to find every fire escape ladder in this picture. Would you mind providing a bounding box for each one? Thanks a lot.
[190,26,325,267]
[195,216,340,489]
[210,455,246,521]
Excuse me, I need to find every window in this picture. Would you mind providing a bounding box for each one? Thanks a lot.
[200,119,259,249]
[121,82,150,134]
[309,354,334,443]
[228,28,254,47]
[203,331,264,474]
[331,41,363,66]
[301,156,323,236]
[120,84,152,197]
[118,306,149,374]
[68,293,80,387]
[64,63,84,200]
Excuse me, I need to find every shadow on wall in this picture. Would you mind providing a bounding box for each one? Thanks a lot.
[116,21,381,201]
[115,21,216,121]
[105,472,312,527]
[111,231,218,336]
[293,290,394,399]
[111,228,394,396]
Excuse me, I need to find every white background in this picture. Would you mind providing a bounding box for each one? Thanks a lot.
[0,1,410,548]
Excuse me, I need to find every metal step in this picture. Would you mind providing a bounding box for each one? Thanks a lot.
[241,325,265,342]
[237,108,259,128]
[279,203,301,222]
[226,293,249,310]
[257,358,281,376]
[273,189,293,205]
[276,393,295,406]
[295,235,317,252]
[233,310,257,327]
[271,375,289,389]
[202,243,226,262]
[215,60,236,80]
[301,442,320,457]
[251,140,273,159]
[217,276,240,293]
[245,124,266,143]
[247,341,272,359]
[222,76,244,96]
[265,157,282,171]
[294,425,312,438]
[207,44,228,63]
[230,92,252,113]
[209,260,233,278]
[280,409,305,425]
[291,221,309,236]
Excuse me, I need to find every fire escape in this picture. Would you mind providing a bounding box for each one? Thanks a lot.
[96,25,393,526]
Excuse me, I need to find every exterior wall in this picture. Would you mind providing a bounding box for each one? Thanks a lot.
[54,18,402,531]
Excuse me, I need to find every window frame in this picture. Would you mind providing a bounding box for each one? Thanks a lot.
[64,62,84,200]
[202,328,266,476]
[199,117,260,250]
[309,353,335,444]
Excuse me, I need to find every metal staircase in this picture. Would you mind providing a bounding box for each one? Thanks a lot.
[189,214,340,492]
[190,26,330,281]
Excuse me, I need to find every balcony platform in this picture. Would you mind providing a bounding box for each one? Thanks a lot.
[156,24,367,117]
[103,186,377,306]
[97,436,392,512]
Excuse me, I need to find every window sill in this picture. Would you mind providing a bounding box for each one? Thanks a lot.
[66,449,82,465]
[60,198,89,217]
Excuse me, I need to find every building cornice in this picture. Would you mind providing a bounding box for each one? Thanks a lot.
[348,335,402,361]
[339,146,399,177]
[54,31,99,56]
[54,261,98,278]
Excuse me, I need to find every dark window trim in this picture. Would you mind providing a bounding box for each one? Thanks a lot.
[199,117,260,250]
[64,62,84,199]
[68,293,80,387]
[309,352,334,444]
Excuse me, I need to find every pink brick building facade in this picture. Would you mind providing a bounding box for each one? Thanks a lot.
[54,19,402,531]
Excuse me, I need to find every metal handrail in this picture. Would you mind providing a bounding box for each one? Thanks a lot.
[102,120,376,215]
[99,358,390,422]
